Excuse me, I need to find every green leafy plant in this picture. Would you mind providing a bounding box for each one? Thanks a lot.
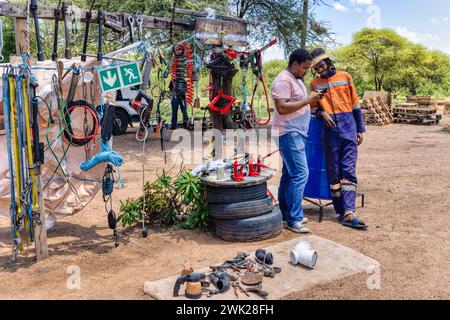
[443,125,450,134]
[117,169,209,230]
[117,198,142,228]
[174,170,209,230]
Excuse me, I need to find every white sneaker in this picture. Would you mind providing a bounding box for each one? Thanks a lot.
[283,218,308,227]
[286,222,310,234]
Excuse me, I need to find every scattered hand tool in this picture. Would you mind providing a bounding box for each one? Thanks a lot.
[51,1,62,61]
[30,0,44,61]
[241,272,263,286]
[62,2,72,59]
[97,9,104,61]
[245,285,269,299]
[236,282,250,297]
[127,15,135,44]
[81,0,96,62]
[232,282,239,299]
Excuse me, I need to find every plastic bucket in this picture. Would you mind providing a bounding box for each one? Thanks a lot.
[304,116,332,200]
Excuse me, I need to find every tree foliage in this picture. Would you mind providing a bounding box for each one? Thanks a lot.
[334,28,450,97]
[232,0,332,56]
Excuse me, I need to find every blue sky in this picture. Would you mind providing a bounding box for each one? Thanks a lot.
[264,0,450,60]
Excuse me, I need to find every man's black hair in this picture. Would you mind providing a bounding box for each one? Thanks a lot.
[288,49,313,67]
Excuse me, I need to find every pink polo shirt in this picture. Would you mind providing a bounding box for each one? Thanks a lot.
[271,69,311,137]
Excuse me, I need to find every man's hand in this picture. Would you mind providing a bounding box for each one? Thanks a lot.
[357,133,364,146]
[308,92,323,103]
[321,112,336,128]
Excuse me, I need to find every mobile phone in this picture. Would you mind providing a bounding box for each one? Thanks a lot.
[318,88,328,95]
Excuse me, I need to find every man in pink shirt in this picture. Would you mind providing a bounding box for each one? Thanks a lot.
[271,49,324,233]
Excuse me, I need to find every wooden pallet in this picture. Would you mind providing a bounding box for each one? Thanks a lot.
[362,97,392,125]
[393,117,440,125]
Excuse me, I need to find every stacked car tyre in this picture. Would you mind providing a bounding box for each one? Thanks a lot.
[207,181,283,242]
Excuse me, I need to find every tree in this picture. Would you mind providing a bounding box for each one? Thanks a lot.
[232,0,332,55]
[337,28,407,91]
[334,28,450,97]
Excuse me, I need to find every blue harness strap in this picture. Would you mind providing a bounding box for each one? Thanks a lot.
[3,74,17,238]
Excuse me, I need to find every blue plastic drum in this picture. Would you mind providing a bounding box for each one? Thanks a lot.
[304,116,332,200]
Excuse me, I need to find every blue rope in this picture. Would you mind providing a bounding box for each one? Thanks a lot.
[80,139,123,171]
[3,75,17,239]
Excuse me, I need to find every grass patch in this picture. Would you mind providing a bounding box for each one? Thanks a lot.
[442,125,450,134]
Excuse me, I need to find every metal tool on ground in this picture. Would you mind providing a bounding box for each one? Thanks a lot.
[81,0,96,62]
[245,285,268,299]
[30,0,44,61]
[97,9,104,61]
[62,2,72,59]
[240,272,262,286]
[51,0,62,61]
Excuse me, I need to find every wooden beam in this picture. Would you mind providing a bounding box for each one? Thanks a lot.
[175,8,254,25]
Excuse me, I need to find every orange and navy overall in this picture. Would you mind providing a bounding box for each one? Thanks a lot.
[310,71,365,216]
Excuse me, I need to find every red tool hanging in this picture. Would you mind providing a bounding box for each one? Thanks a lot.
[208,91,236,115]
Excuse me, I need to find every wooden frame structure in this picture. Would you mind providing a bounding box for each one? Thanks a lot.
[0,1,249,262]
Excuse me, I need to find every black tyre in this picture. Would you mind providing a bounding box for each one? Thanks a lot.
[208,196,274,220]
[113,108,129,136]
[206,182,267,204]
[215,207,283,242]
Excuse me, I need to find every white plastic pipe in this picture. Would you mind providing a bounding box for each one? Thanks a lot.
[290,241,318,269]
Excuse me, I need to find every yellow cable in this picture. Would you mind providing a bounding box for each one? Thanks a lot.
[9,76,23,252]
[22,78,37,245]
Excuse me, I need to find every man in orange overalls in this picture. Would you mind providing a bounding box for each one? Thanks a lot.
[309,48,368,230]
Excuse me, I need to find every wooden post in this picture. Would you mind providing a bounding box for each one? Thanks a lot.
[13,16,49,261]
[34,167,48,261]
[14,18,27,55]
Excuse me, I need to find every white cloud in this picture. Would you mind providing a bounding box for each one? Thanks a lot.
[334,2,349,12]
[350,0,373,5]
[395,26,440,43]
[355,8,363,12]
[431,17,448,24]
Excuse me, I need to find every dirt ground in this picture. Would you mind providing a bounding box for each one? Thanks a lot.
[1,117,450,300]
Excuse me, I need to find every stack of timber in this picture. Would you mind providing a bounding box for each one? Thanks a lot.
[362,96,394,126]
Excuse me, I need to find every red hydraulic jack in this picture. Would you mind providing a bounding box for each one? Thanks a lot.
[231,160,245,182]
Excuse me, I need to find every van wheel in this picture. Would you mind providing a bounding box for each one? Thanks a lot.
[113,109,129,136]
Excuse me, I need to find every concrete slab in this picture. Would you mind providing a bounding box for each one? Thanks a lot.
[144,235,380,300]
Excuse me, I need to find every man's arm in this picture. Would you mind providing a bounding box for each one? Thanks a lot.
[273,95,320,115]
[348,73,366,136]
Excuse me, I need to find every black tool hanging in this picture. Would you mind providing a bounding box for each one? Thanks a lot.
[101,103,116,142]
[62,2,72,59]
[51,1,62,61]
[102,164,119,247]
[97,9,104,61]
[81,0,96,62]
[30,0,44,61]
